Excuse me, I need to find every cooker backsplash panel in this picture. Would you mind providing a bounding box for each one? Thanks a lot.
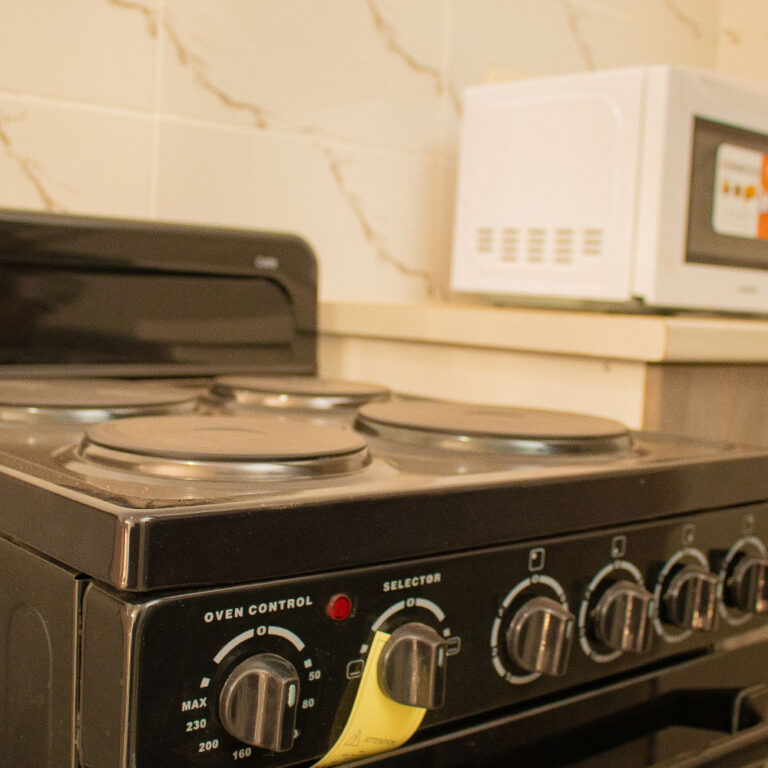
[0,0,750,304]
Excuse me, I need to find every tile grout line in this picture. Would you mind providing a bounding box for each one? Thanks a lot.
[148,0,165,217]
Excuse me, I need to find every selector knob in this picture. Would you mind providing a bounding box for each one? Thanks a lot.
[592,580,653,654]
[662,565,719,631]
[505,596,574,676]
[378,622,447,709]
[727,556,768,613]
[219,653,299,752]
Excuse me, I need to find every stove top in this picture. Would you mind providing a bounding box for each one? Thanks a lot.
[0,374,765,594]
[0,209,766,595]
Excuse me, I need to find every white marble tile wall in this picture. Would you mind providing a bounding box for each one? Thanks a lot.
[718,0,768,87]
[0,0,750,302]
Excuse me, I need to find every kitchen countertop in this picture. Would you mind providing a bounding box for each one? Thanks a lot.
[319,301,768,363]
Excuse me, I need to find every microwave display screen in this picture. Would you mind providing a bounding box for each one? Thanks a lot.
[712,144,768,240]
[687,117,768,270]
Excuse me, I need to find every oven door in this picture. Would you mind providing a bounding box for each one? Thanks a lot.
[340,632,768,768]
[0,537,84,768]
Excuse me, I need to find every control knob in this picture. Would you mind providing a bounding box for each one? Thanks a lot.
[592,580,653,653]
[218,653,299,752]
[505,596,574,676]
[378,622,447,709]
[662,565,718,631]
[727,555,768,614]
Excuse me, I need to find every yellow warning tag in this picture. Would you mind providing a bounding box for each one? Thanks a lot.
[313,631,426,767]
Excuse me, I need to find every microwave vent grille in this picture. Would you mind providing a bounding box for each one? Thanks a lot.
[473,226,604,267]
[526,228,546,263]
[475,227,494,255]
[553,228,574,264]
[501,228,520,261]
[582,229,604,257]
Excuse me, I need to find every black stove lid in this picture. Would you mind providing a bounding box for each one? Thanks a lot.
[0,209,317,378]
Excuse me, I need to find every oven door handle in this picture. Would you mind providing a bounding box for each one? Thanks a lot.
[334,683,768,768]
[732,683,768,732]
[666,683,768,734]
[623,684,768,768]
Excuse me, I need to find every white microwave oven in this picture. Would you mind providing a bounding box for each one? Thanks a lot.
[451,66,768,313]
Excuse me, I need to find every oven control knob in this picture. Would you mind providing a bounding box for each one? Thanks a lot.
[727,556,768,613]
[378,622,447,709]
[662,565,719,631]
[218,653,299,752]
[505,596,574,676]
[592,581,653,654]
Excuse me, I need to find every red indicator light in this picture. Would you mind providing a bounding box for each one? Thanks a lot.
[327,593,353,621]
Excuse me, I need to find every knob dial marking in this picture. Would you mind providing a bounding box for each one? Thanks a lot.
[491,574,571,683]
[205,625,319,754]
[363,598,448,655]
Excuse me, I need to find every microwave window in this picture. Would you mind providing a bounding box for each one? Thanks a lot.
[687,117,768,270]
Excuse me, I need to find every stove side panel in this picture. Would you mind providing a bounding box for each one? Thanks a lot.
[0,537,83,768]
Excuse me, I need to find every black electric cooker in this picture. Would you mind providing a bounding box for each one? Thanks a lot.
[2,210,768,768]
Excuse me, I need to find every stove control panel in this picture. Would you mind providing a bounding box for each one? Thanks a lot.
[80,502,768,768]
